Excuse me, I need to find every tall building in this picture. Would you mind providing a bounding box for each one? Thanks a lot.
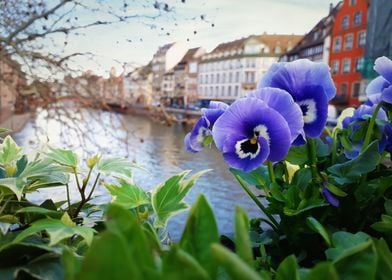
[281,3,342,63]
[360,0,392,102]
[151,42,188,103]
[198,34,302,103]
[172,47,205,107]
[329,0,368,107]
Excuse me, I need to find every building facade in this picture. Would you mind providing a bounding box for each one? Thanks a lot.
[172,47,205,107]
[281,3,341,63]
[329,0,368,107]
[198,34,302,103]
[151,42,188,103]
[123,64,153,107]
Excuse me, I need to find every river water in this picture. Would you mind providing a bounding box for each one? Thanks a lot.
[12,108,262,239]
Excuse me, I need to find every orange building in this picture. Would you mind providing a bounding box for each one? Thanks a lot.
[329,0,368,107]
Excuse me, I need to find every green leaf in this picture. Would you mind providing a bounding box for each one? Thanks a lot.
[16,206,63,219]
[105,180,149,209]
[211,244,263,280]
[96,157,135,179]
[180,194,219,278]
[384,199,392,216]
[152,170,208,228]
[235,206,253,266]
[13,215,95,246]
[77,231,140,280]
[374,238,392,280]
[328,141,380,185]
[371,215,392,233]
[0,135,22,165]
[162,247,210,280]
[315,138,330,157]
[62,247,82,280]
[0,177,23,200]
[230,166,269,187]
[275,255,300,280]
[306,217,331,246]
[305,262,338,280]
[291,168,312,189]
[326,183,347,197]
[0,128,10,134]
[45,147,78,168]
[286,145,308,165]
[325,231,371,261]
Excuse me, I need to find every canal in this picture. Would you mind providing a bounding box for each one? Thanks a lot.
[12,108,262,240]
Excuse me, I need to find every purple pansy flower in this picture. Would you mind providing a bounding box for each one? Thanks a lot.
[259,59,336,144]
[342,104,388,159]
[366,56,392,104]
[212,98,291,172]
[184,101,228,153]
[248,87,304,143]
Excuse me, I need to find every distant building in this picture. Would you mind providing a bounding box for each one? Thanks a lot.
[360,0,392,101]
[280,3,341,63]
[171,47,205,107]
[123,64,153,106]
[151,42,188,103]
[0,53,26,117]
[198,34,302,103]
[329,0,368,107]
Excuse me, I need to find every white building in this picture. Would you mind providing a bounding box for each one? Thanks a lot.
[151,42,188,102]
[123,64,153,106]
[198,34,302,102]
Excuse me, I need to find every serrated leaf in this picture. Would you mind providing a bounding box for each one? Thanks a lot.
[371,215,392,233]
[105,180,150,209]
[152,170,208,228]
[325,231,371,261]
[96,157,134,179]
[16,206,63,219]
[13,218,95,246]
[230,166,269,187]
[0,136,22,165]
[45,147,78,168]
[0,177,23,200]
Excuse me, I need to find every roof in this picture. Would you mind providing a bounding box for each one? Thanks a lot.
[285,2,342,56]
[206,33,303,57]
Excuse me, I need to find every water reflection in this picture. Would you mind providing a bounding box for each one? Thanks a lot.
[13,108,262,239]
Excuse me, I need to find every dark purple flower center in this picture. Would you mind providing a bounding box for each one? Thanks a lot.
[240,138,259,154]
[300,104,309,116]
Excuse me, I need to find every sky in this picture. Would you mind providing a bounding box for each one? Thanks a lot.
[59,0,341,76]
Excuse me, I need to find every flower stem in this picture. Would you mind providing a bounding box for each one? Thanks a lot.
[234,174,279,231]
[65,184,71,210]
[361,102,383,153]
[331,129,339,165]
[307,138,318,181]
[267,161,276,183]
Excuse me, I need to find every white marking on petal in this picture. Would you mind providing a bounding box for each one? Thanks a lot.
[235,138,261,159]
[253,125,270,143]
[196,127,210,143]
[297,99,317,123]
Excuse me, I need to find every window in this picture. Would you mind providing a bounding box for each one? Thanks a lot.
[344,34,353,50]
[235,85,239,95]
[222,73,226,83]
[352,82,361,98]
[215,86,219,96]
[342,16,349,29]
[340,83,348,97]
[229,72,233,83]
[356,57,364,72]
[221,86,225,96]
[332,60,340,74]
[228,86,232,96]
[235,72,240,82]
[333,37,341,52]
[358,31,366,47]
[216,73,220,83]
[354,12,362,26]
[342,59,351,73]
[350,0,356,6]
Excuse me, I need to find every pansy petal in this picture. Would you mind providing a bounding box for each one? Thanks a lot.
[202,101,229,127]
[374,56,392,83]
[297,85,328,138]
[381,85,392,104]
[212,98,267,150]
[249,87,304,142]
[187,117,210,152]
[259,62,285,88]
[222,136,269,172]
[366,76,389,105]
[322,188,340,207]
[184,133,198,153]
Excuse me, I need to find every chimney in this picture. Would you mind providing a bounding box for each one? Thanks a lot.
[329,3,333,12]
